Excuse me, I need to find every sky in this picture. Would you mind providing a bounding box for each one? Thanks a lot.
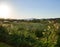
[0,0,60,19]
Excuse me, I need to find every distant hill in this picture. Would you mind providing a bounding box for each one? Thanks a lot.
[0,18,60,23]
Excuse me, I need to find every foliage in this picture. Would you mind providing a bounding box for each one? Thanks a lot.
[0,19,60,47]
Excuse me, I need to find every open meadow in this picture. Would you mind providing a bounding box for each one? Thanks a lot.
[0,19,60,47]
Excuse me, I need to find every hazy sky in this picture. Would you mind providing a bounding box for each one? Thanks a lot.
[0,0,60,19]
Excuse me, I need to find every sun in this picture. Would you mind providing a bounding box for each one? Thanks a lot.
[0,3,11,19]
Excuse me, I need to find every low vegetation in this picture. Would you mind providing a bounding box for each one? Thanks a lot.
[0,18,60,47]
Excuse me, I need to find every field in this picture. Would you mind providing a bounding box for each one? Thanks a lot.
[0,18,60,47]
[0,42,12,47]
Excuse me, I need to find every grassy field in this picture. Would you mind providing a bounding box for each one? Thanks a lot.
[0,42,12,47]
[0,19,60,47]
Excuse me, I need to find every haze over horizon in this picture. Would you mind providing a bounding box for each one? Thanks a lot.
[0,0,60,19]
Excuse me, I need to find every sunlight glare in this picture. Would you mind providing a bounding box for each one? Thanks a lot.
[0,3,11,19]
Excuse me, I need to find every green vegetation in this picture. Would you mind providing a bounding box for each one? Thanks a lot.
[0,42,12,47]
[0,18,60,47]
